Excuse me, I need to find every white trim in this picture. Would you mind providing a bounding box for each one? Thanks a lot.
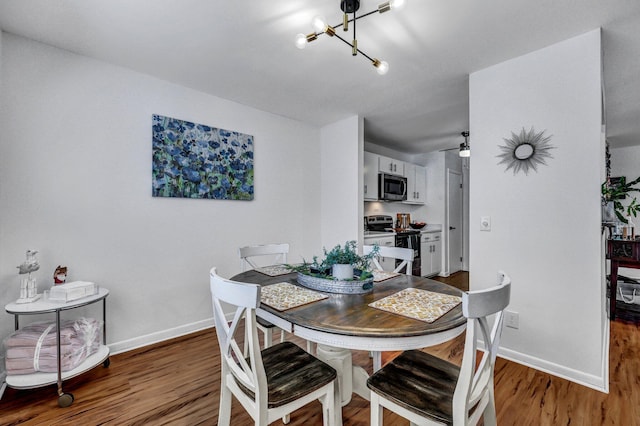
[446,168,463,275]
[599,313,610,394]
[600,225,610,394]
[108,318,214,355]
[497,347,607,392]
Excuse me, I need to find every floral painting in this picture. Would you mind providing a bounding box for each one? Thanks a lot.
[152,114,254,200]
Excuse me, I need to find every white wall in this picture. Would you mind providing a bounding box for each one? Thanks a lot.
[0,29,2,100]
[462,156,470,270]
[320,116,362,250]
[421,152,446,225]
[469,29,607,390]
[0,33,323,352]
[364,141,413,163]
[610,145,640,181]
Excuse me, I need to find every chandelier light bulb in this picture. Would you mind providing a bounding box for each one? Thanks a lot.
[390,0,406,10]
[295,33,308,49]
[311,15,328,33]
[374,60,389,75]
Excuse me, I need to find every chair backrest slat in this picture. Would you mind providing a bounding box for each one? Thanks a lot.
[363,245,414,275]
[239,243,290,271]
[462,277,511,319]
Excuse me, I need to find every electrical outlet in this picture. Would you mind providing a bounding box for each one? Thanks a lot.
[480,216,491,231]
[505,310,519,329]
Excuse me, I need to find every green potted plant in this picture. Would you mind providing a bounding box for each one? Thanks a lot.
[315,241,376,280]
[602,176,640,224]
[290,241,380,294]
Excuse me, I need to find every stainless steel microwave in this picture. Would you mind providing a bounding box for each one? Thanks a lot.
[378,173,407,201]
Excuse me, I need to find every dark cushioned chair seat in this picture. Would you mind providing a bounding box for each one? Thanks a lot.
[239,341,337,408]
[367,349,459,425]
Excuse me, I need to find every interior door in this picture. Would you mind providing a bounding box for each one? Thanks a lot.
[447,170,463,274]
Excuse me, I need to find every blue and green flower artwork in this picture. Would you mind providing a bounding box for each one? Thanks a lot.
[152,114,254,200]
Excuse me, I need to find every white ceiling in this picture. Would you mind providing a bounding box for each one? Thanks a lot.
[1,0,640,153]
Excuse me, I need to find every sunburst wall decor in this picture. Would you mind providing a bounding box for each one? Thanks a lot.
[497,127,555,175]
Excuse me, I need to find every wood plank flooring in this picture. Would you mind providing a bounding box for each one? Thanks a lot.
[1,272,639,425]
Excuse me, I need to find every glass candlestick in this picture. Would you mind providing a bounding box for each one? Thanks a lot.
[20,277,28,300]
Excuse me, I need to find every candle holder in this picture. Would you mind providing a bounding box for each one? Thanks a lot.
[15,250,41,304]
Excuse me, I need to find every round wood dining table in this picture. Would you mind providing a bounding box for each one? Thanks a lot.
[231,269,467,413]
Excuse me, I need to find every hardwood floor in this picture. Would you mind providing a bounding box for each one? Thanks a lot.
[1,271,639,425]
[431,271,469,292]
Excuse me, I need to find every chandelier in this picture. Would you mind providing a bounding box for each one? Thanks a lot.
[295,0,406,75]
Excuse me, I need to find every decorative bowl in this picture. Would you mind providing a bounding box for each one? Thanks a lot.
[297,272,374,294]
[410,222,426,229]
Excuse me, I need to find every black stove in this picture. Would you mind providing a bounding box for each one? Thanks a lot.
[394,228,421,236]
[364,215,395,232]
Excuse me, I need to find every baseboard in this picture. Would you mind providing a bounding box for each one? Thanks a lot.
[108,318,214,355]
[106,319,608,393]
[599,315,610,394]
[497,346,608,392]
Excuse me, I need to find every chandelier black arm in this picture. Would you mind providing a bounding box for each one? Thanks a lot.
[330,8,379,31]
[332,32,375,62]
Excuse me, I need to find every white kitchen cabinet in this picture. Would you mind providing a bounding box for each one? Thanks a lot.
[364,151,379,201]
[363,234,396,271]
[421,232,442,277]
[406,164,427,204]
[378,155,404,176]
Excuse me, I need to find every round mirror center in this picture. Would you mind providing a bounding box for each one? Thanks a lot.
[514,143,534,160]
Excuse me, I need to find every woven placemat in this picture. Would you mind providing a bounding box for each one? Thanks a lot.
[254,265,293,277]
[372,269,401,282]
[260,282,328,311]
[369,288,462,323]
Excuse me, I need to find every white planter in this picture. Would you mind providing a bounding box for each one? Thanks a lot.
[332,264,354,281]
[602,201,617,223]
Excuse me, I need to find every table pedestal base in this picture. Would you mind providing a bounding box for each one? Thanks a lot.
[316,344,371,406]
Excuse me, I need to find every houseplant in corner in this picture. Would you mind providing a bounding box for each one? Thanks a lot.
[292,241,379,294]
[602,176,640,224]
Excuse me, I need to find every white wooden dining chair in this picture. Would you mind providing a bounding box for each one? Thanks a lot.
[239,243,290,350]
[363,245,414,275]
[210,267,338,426]
[239,243,290,271]
[367,271,511,426]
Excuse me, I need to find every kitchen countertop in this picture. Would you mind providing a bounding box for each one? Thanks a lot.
[421,224,442,233]
[364,231,396,238]
[364,224,442,238]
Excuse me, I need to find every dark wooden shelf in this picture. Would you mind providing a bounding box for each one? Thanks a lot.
[607,239,640,323]
[613,299,640,322]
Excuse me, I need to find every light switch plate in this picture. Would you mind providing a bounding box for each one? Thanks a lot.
[505,310,519,329]
[480,216,491,231]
